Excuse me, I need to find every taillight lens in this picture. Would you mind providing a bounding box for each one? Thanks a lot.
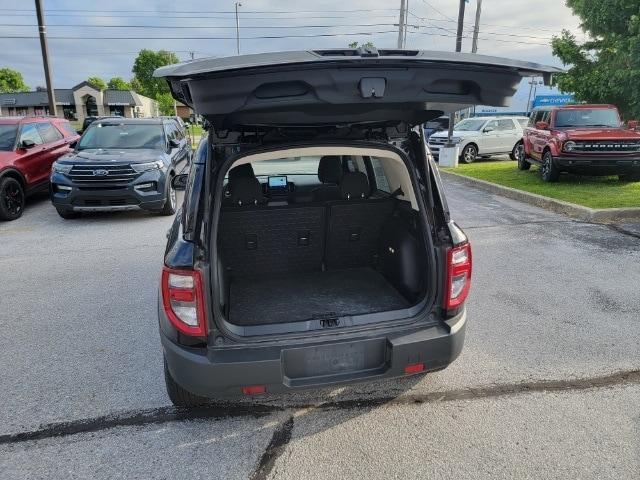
[161,267,207,337]
[445,243,472,310]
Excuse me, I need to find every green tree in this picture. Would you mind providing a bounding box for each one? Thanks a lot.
[552,0,640,119]
[107,77,130,90]
[87,76,107,91]
[129,77,143,93]
[0,67,29,93]
[156,92,175,116]
[131,49,179,99]
[348,41,375,49]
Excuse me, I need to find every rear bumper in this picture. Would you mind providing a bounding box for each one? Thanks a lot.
[161,310,467,398]
[554,155,640,174]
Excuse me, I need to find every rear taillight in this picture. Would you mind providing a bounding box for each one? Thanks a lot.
[445,243,472,310]
[161,267,207,337]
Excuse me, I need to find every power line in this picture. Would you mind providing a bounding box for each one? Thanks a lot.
[0,13,400,20]
[0,22,401,30]
[0,30,400,40]
[0,8,399,13]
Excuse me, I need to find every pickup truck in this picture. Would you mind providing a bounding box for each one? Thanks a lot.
[518,104,640,182]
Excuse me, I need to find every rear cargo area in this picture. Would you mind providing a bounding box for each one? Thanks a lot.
[217,196,427,327]
[229,267,410,325]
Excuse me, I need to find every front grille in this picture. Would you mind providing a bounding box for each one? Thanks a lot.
[67,164,139,183]
[73,198,139,207]
[570,140,640,153]
[428,137,447,145]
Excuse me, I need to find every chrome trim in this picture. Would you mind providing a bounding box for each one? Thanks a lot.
[72,205,140,212]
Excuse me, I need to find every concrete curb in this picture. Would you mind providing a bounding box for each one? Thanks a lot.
[440,170,640,223]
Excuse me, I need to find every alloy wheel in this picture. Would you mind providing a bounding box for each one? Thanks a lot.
[2,181,24,216]
[462,145,477,163]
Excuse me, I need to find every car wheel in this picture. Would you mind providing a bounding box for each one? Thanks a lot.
[159,175,177,216]
[0,177,25,221]
[540,151,560,182]
[618,173,640,182]
[511,141,524,161]
[516,146,531,171]
[164,358,209,407]
[460,144,477,164]
[56,208,80,219]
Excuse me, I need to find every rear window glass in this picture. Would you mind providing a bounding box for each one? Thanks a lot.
[370,157,391,193]
[0,124,18,151]
[36,122,64,143]
[250,157,322,177]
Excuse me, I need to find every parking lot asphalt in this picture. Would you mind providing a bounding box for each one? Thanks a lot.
[1,178,638,479]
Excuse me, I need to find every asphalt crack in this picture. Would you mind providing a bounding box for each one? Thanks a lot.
[249,416,295,480]
[1,369,638,446]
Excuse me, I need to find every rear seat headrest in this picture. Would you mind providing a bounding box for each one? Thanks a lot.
[228,163,255,181]
[229,177,267,206]
[318,156,343,184]
[340,172,370,200]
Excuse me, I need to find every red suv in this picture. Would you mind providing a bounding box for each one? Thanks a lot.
[0,116,79,220]
[518,104,640,182]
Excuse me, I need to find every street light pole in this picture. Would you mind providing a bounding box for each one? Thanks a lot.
[471,0,482,54]
[235,2,242,55]
[34,0,57,116]
[397,0,407,49]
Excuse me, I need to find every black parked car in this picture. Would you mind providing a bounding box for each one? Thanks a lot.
[50,117,191,218]
[154,48,558,406]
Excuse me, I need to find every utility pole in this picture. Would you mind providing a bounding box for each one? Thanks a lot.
[189,50,195,60]
[235,2,242,55]
[447,0,467,145]
[455,0,466,53]
[471,0,482,54]
[397,0,407,49]
[34,0,56,116]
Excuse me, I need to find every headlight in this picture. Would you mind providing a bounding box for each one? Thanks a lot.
[563,141,577,152]
[131,160,165,173]
[52,162,73,174]
[450,137,463,144]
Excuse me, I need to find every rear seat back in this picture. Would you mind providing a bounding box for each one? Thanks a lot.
[219,204,326,277]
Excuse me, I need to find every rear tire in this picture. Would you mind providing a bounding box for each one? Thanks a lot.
[540,151,560,182]
[0,177,25,221]
[56,208,80,219]
[460,144,477,164]
[164,358,209,407]
[159,175,177,216]
[619,173,640,182]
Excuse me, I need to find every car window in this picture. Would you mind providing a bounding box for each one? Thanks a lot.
[57,121,78,137]
[370,157,391,193]
[0,124,18,151]
[485,120,499,131]
[541,110,551,124]
[528,112,539,126]
[554,108,620,128]
[19,123,44,146]
[36,122,64,143]
[497,119,515,130]
[77,123,164,150]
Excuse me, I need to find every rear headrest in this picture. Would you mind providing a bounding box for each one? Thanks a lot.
[229,177,266,206]
[228,163,255,181]
[340,172,370,200]
[318,156,343,184]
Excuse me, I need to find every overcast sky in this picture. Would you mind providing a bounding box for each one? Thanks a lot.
[1,0,584,101]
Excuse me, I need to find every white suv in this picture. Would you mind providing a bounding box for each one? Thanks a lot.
[428,116,529,163]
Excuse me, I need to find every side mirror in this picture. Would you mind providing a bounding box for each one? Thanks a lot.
[171,173,188,191]
[483,127,494,133]
[536,121,549,130]
[628,120,638,131]
[21,139,36,149]
[168,138,180,149]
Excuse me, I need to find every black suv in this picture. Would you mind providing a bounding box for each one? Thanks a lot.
[155,48,557,406]
[50,117,191,218]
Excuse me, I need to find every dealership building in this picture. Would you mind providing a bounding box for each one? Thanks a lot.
[0,81,158,122]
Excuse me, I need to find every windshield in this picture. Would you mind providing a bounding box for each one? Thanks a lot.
[555,109,620,128]
[454,119,486,131]
[77,123,164,150]
[0,125,18,151]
